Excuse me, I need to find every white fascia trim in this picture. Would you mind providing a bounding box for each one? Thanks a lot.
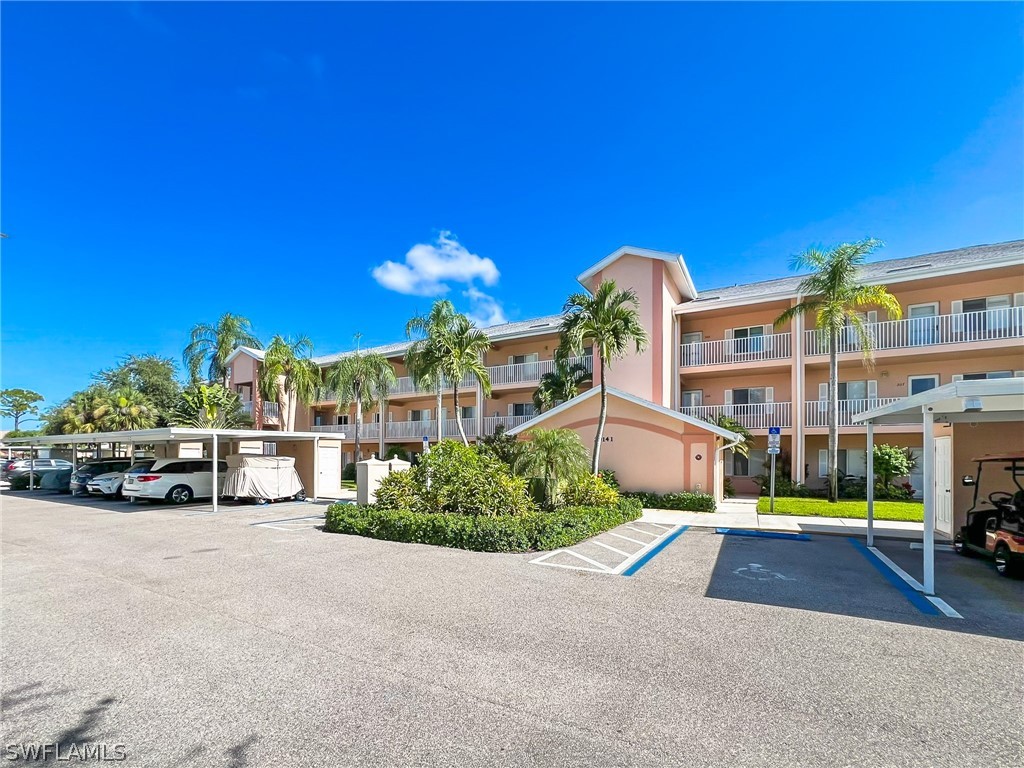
[225,346,265,365]
[577,246,698,300]
[854,378,1024,423]
[506,386,741,443]
[672,254,1024,316]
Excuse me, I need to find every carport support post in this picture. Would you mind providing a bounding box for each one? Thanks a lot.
[922,409,936,596]
[313,436,320,502]
[72,442,78,472]
[866,421,875,548]
[212,432,219,514]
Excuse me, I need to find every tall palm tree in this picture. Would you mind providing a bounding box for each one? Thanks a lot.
[256,335,320,432]
[775,238,902,502]
[532,354,592,412]
[323,337,397,461]
[433,314,492,446]
[184,312,262,385]
[406,300,458,443]
[371,357,399,460]
[560,280,649,473]
[44,387,106,435]
[518,428,590,510]
[94,387,158,431]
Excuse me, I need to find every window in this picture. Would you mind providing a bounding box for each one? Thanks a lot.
[336,414,349,426]
[409,409,432,422]
[961,371,1012,381]
[907,303,938,345]
[460,406,476,419]
[729,449,766,477]
[960,295,1012,336]
[818,449,866,478]
[731,387,767,405]
[908,375,938,396]
[731,325,765,354]
[837,381,867,400]
[681,390,703,408]
[511,403,536,417]
[509,353,539,365]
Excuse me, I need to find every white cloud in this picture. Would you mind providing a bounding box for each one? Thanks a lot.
[464,287,508,327]
[372,231,500,297]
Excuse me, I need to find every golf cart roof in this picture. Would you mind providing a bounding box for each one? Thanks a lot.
[971,454,1024,463]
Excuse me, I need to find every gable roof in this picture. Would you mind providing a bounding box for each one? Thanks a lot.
[576,245,698,299]
[684,239,1024,308]
[506,386,743,443]
[224,346,265,366]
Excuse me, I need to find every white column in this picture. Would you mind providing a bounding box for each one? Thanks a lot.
[212,433,219,514]
[866,421,875,547]
[313,436,320,502]
[922,409,935,595]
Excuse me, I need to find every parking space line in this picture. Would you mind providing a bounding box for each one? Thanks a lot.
[866,545,964,619]
[624,525,660,537]
[608,532,648,546]
[529,550,614,573]
[593,541,633,557]
[715,528,811,542]
[620,525,689,576]
[848,538,944,617]
[250,515,325,527]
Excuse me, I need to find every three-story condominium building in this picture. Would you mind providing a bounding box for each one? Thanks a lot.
[227,239,1024,498]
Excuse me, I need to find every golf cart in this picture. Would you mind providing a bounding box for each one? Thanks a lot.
[222,454,306,505]
[954,454,1024,577]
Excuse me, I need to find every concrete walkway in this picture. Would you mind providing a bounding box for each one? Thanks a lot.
[640,497,925,541]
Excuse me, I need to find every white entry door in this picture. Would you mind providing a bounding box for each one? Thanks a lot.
[933,436,952,537]
[318,445,341,496]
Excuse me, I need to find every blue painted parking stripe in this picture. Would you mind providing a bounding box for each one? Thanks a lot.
[848,537,940,616]
[621,526,689,576]
[715,528,811,541]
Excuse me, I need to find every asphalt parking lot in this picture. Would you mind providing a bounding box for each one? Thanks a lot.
[2,491,1022,767]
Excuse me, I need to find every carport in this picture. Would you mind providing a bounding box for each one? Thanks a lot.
[856,378,1024,595]
[3,427,345,511]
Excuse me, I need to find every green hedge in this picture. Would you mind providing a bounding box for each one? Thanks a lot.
[623,491,716,513]
[323,497,643,553]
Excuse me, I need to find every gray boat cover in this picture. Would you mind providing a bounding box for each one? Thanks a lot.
[223,455,304,499]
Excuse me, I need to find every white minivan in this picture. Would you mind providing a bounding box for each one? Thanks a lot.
[122,458,228,504]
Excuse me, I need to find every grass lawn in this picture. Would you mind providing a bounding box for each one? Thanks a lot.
[341,480,357,490]
[757,497,924,522]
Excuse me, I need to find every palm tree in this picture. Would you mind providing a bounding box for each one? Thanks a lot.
[43,387,106,435]
[775,238,902,502]
[710,414,754,457]
[371,357,399,460]
[518,428,590,510]
[94,387,158,431]
[406,300,458,443]
[256,335,320,432]
[433,314,492,446]
[533,354,592,412]
[184,312,261,385]
[171,383,252,429]
[560,280,649,473]
[324,337,397,461]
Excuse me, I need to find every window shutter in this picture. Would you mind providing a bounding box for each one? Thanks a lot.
[1014,293,1024,307]
[951,374,963,383]
[407,410,413,420]
[818,450,828,479]
[724,390,733,405]
[951,300,964,333]
[508,355,514,364]
[694,390,703,406]
[866,311,878,324]
[765,386,774,402]
[848,450,867,478]
[724,329,733,340]
[867,380,878,400]
[762,324,772,336]
[818,383,828,401]
[388,412,394,422]
[952,300,963,313]
[508,404,514,417]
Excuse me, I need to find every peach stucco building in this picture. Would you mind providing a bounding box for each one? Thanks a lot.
[226,239,1024,503]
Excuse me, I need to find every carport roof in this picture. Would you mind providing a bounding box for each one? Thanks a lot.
[854,378,1024,425]
[2,427,332,446]
[506,386,743,442]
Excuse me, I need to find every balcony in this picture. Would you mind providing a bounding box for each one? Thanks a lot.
[309,415,536,440]
[804,398,908,427]
[488,356,592,387]
[680,402,792,430]
[680,334,791,367]
[315,372,478,403]
[804,307,1024,356]
[262,401,280,420]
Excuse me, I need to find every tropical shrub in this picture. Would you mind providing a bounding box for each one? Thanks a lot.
[623,490,716,513]
[323,497,642,552]
[561,473,619,508]
[598,469,619,490]
[476,423,527,470]
[517,428,590,510]
[383,445,410,462]
[342,462,357,482]
[373,440,535,517]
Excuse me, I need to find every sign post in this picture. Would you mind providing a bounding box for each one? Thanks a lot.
[767,427,781,515]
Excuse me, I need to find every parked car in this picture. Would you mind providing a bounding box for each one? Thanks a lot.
[2,458,74,480]
[39,468,73,493]
[954,454,1024,578]
[70,458,136,496]
[122,458,228,505]
[86,460,156,500]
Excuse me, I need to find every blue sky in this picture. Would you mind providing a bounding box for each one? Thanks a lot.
[2,2,1022,426]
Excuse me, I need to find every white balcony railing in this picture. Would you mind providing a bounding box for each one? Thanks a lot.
[482,415,535,435]
[487,356,593,386]
[262,401,280,420]
[804,398,904,427]
[804,307,1024,356]
[680,402,792,430]
[316,372,479,403]
[680,333,791,367]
